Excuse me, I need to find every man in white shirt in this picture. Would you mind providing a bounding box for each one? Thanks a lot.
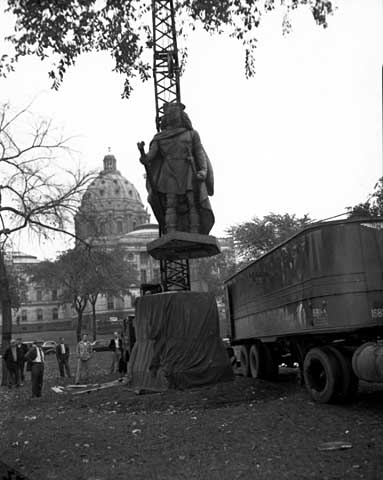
[24,341,45,398]
[75,334,93,384]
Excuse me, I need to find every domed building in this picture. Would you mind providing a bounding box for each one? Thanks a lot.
[75,153,150,243]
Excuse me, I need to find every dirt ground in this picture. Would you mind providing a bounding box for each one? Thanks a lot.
[1,352,383,480]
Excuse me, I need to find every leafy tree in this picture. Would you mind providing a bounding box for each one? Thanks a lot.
[0,101,92,385]
[347,178,383,218]
[31,246,138,341]
[231,212,312,262]
[1,0,334,98]
[85,247,138,340]
[31,248,91,342]
[194,244,237,301]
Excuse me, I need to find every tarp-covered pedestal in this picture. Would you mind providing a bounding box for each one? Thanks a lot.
[127,291,233,390]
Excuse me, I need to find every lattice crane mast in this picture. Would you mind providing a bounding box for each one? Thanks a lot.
[152,0,181,130]
[150,0,191,291]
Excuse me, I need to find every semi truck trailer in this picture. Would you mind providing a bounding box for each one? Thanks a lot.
[224,218,383,403]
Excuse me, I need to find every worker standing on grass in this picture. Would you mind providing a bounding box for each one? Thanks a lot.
[109,331,123,374]
[15,338,27,385]
[56,337,71,378]
[24,340,45,398]
[75,334,93,385]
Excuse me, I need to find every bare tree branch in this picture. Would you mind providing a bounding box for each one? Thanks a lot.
[1,100,33,132]
[0,101,95,246]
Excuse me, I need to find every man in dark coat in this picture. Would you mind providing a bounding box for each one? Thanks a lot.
[56,337,71,378]
[15,338,27,385]
[109,332,123,374]
[24,341,45,398]
[4,340,18,388]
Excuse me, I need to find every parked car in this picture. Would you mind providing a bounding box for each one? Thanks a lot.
[23,340,44,351]
[41,340,57,355]
[91,339,110,352]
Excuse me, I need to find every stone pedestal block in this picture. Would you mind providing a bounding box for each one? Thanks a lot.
[147,231,221,260]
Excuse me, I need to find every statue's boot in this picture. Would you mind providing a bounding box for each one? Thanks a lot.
[189,209,199,234]
[166,208,177,234]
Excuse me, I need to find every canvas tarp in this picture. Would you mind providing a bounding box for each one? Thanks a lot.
[126,291,233,390]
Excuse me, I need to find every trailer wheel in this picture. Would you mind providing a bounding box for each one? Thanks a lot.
[303,347,341,403]
[249,343,279,380]
[326,346,359,402]
[249,344,263,378]
[239,346,250,377]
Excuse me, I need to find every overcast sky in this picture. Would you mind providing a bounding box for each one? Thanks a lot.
[1,0,382,259]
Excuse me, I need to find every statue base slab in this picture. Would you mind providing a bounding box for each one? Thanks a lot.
[147,231,221,260]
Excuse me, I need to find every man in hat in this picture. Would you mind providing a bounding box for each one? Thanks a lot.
[138,102,214,235]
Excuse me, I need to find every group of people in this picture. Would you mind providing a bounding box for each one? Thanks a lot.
[75,332,129,384]
[3,338,45,397]
[2,332,130,398]
[3,337,69,398]
[3,338,28,388]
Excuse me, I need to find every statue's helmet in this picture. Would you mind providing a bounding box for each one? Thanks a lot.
[163,102,185,113]
[162,102,192,129]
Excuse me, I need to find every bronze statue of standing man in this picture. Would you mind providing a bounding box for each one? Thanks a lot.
[138,103,214,236]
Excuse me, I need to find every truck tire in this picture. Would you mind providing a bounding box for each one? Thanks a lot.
[303,347,341,404]
[239,345,250,377]
[249,343,279,380]
[326,346,358,402]
[249,343,263,378]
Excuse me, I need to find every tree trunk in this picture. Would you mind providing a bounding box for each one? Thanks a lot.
[75,295,88,342]
[91,302,97,341]
[89,293,98,341]
[0,251,12,387]
[76,309,83,343]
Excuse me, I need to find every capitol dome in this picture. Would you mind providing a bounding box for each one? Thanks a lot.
[75,153,150,242]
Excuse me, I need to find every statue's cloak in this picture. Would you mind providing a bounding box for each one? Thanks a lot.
[145,128,214,235]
